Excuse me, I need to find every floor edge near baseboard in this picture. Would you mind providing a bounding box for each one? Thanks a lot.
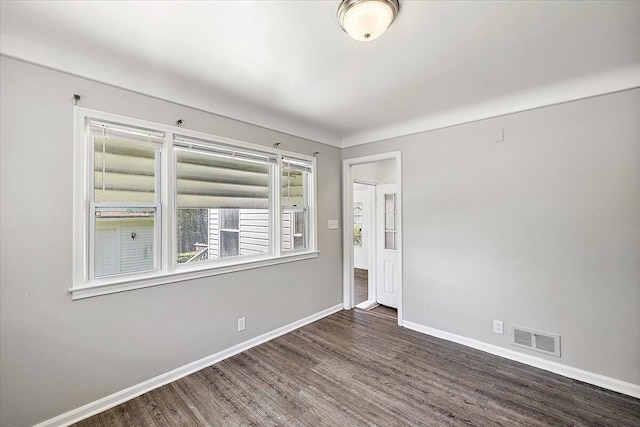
[402,320,640,399]
[34,303,344,427]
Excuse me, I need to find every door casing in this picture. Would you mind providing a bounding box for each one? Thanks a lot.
[342,152,403,326]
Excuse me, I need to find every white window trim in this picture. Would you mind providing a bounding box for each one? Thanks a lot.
[72,106,318,300]
[281,159,313,253]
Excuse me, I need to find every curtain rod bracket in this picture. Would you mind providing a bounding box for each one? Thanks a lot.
[313,152,319,157]
[73,94,81,106]
[176,119,183,128]
[274,143,281,148]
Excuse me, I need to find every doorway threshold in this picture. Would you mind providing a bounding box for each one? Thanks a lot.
[355,303,398,320]
[355,299,378,310]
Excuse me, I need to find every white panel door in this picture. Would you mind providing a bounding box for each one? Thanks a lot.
[376,184,399,308]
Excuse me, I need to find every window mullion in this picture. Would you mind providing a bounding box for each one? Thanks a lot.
[274,158,282,257]
[155,143,163,274]
[86,132,96,281]
[310,158,318,251]
[305,171,313,251]
[88,201,96,280]
[163,132,174,274]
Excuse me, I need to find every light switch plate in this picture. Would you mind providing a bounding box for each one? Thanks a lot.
[328,219,339,229]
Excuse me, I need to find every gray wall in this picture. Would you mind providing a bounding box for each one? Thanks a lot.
[352,159,396,184]
[0,56,343,427]
[343,89,640,386]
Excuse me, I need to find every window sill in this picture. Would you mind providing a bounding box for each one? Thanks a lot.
[70,251,319,300]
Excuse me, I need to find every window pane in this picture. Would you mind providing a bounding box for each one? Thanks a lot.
[282,168,306,208]
[354,202,363,225]
[282,158,310,253]
[219,208,239,258]
[354,224,362,246]
[175,149,272,262]
[385,231,396,250]
[385,212,395,231]
[220,208,240,230]
[293,210,306,249]
[94,208,156,277]
[353,201,363,246]
[283,209,307,252]
[220,231,239,257]
[385,193,395,212]
[176,149,270,209]
[94,136,157,203]
[176,208,209,263]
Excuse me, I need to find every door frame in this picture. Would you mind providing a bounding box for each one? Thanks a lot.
[342,152,403,326]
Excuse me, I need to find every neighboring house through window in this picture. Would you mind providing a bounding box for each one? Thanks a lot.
[219,208,240,257]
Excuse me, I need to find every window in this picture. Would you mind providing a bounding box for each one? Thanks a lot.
[353,201,363,246]
[384,193,397,250]
[282,157,312,252]
[174,137,275,263]
[88,121,163,279]
[72,108,317,299]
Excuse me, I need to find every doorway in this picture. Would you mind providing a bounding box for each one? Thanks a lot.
[353,182,375,307]
[343,152,403,326]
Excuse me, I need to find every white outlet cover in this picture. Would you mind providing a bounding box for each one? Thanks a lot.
[493,320,504,335]
[238,317,246,332]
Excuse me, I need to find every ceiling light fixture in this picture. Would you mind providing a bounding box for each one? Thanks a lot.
[337,0,399,42]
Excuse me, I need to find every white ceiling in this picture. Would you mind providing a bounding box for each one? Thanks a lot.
[1,1,639,148]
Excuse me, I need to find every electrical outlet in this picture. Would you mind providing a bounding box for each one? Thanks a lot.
[493,320,504,335]
[238,317,246,332]
[328,219,339,229]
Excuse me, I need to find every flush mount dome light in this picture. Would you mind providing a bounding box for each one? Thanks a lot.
[338,0,399,42]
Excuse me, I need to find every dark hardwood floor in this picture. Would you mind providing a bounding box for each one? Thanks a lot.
[354,268,397,319]
[75,310,640,426]
[354,268,368,305]
[361,303,397,319]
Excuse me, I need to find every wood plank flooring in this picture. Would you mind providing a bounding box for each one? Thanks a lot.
[354,268,368,306]
[354,268,398,319]
[74,310,640,426]
[358,304,397,320]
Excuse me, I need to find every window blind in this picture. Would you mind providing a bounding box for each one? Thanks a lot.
[89,120,165,145]
[282,156,313,173]
[174,136,279,165]
[90,121,161,203]
[174,136,274,209]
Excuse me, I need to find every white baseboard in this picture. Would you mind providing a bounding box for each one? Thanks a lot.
[402,320,640,399]
[35,303,344,427]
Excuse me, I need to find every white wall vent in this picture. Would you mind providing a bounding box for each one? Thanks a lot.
[509,324,561,358]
